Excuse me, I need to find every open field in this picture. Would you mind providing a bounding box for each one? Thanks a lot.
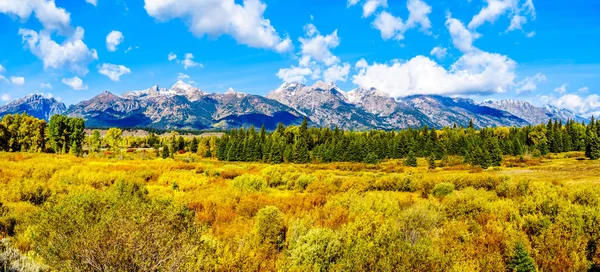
[1,151,600,271]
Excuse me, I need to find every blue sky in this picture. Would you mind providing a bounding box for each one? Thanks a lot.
[0,0,599,115]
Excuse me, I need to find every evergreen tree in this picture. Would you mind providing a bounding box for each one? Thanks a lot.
[364,152,379,164]
[404,150,418,167]
[508,242,536,272]
[190,137,198,153]
[586,131,600,160]
[161,144,169,159]
[428,154,436,169]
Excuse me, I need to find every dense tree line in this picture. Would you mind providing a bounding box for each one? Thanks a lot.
[215,118,600,167]
[0,113,85,155]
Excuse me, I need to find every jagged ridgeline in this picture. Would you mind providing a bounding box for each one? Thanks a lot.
[2,113,600,166]
[0,81,588,131]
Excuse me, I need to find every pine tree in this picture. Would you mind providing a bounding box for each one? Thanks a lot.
[190,137,198,153]
[586,131,600,160]
[161,144,169,159]
[364,152,379,164]
[508,242,536,272]
[428,154,436,169]
[404,149,418,167]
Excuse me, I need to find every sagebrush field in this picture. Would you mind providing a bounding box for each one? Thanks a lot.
[1,151,600,271]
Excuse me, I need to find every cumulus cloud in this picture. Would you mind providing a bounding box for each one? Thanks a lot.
[1,94,10,102]
[86,0,97,6]
[507,15,527,32]
[144,0,292,53]
[554,83,568,94]
[168,52,177,61]
[405,0,432,32]
[0,64,5,73]
[541,94,600,117]
[98,63,131,81]
[179,53,202,69]
[323,63,351,83]
[19,27,98,76]
[370,0,431,41]
[352,52,516,97]
[578,87,589,94]
[430,46,448,60]
[106,30,124,52]
[516,73,546,94]
[10,76,25,86]
[40,83,52,89]
[446,15,479,54]
[299,26,340,66]
[276,66,312,83]
[61,76,87,90]
[0,0,70,32]
[469,0,537,35]
[373,11,404,40]
[526,31,536,38]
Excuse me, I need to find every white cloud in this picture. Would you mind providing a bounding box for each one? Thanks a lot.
[468,0,514,29]
[125,46,138,53]
[61,76,87,90]
[370,0,431,41]
[177,73,190,81]
[19,27,98,76]
[0,0,71,32]
[468,0,537,35]
[516,73,546,94]
[304,23,318,37]
[299,26,340,66]
[40,82,52,89]
[355,59,369,69]
[276,66,312,83]
[10,76,25,86]
[373,11,404,40]
[507,15,527,32]
[362,0,388,18]
[98,63,131,81]
[541,94,600,117]
[554,83,568,94]
[0,64,5,73]
[144,0,292,53]
[526,31,536,38]
[430,46,448,60]
[352,52,516,97]
[0,75,5,82]
[1,94,10,102]
[86,0,97,6]
[446,15,478,54]
[106,30,124,52]
[168,52,177,61]
[578,87,589,94]
[323,63,351,83]
[179,53,202,70]
[405,0,432,32]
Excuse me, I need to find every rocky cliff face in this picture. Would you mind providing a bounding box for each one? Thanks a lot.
[0,94,66,120]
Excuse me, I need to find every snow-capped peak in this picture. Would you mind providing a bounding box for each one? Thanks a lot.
[224,88,247,97]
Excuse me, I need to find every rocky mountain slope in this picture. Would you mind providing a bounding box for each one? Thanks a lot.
[0,81,589,130]
[0,94,66,120]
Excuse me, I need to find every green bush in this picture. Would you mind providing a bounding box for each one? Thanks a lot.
[232,174,267,192]
[432,182,455,198]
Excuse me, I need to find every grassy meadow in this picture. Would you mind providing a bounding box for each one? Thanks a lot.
[1,151,600,271]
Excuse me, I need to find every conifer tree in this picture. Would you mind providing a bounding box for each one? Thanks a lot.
[161,144,169,159]
[508,242,536,272]
[404,149,418,167]
[428,154,436,169]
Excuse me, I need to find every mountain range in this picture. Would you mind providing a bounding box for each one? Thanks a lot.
[0,81,588,130]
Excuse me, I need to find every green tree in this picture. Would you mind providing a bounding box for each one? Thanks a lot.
[90,130,102,152]
[404,150,418,167]
[161,144,169,159]
[104,128,122,152]
[586,131,600,160]
[508,242,536,272]
[428,154,436,169]
[364,152,379,164]
[253,206,286,250]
